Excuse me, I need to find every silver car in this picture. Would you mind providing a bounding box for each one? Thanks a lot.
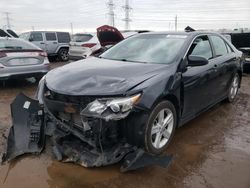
[19,31,71,61]
[0,37,49,80]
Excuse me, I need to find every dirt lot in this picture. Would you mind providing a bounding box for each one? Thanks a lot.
[0,62,250,188]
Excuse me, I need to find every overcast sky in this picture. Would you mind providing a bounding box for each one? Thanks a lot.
[1,0,250,34]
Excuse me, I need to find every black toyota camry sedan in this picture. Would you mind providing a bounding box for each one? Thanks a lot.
[4,31,243,168]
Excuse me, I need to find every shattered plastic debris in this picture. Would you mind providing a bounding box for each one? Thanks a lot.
[2,93,173,172]
[121,149,173,172]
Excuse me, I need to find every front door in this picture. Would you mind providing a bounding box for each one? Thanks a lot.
[181,35,218,121]
[29,32,46,51]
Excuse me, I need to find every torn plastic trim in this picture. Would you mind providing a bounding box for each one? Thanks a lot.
[121,149,174,172]
[51,132,135,167]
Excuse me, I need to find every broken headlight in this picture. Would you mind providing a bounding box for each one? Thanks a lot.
[80,93,141,121]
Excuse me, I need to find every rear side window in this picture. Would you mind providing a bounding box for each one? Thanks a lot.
[19,33,30,40]
[30,32,43,41]
[72,34,93,42]
[57,32,71,43]
[188,35,213,60]
[210,35,228,57]
[45,32,56,41]
[0,39,39,50]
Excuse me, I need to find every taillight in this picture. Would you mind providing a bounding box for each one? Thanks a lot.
[81,43,97,48]
[39,52,47,57]
[0,52,7,58]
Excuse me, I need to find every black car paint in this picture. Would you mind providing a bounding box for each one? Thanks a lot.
[3,32,243,169]
[45,31,242,143]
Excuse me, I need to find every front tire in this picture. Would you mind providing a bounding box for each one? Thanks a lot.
[144,100,177,155]
[58,48,69,62]
[227,73,240,102]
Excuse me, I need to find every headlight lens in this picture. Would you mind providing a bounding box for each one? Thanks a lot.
[81,93,141,121]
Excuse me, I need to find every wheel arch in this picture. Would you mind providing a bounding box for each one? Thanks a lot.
[56,46,69,54]
[158,93,181,128]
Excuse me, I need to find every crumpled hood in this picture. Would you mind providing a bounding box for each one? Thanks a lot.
[45,57,171,96]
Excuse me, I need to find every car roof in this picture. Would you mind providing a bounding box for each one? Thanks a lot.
[0,37,24,41]
[21,31,70,34]
[140,31,221,37]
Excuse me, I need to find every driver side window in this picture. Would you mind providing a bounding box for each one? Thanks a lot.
[188,35,213,60]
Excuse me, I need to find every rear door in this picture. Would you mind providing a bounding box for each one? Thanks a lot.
[29,32,46,51]
[44,32,58,54]
[209,35,238,98]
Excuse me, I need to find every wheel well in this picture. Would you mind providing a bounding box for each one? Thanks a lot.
[161,94,180,127]
[238,70,242,86]
[57,47,69,54]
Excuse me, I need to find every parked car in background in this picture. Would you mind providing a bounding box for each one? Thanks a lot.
[19,31,70,61]
[0,29,19,38]
[68,33,101,60]
[0,37,49,80]
[229,32,250,73]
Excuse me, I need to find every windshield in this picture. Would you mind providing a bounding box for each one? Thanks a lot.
[0,38,40,51]
[100,34,186,64]
[72,34,93,42]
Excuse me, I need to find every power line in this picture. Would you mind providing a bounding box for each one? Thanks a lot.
[70,22,73,35]
[107,0,115,26]
[3,12,11,29]
[122,0,132,30]
[175,15,177,31]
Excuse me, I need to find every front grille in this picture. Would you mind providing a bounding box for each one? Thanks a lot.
[44,86,96,128]
[46,87,95,109]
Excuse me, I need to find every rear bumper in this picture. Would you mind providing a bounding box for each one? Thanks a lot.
[0,59,49,80]
[0,64,49,80]
[68,48,92,59]
[0,71,48,80]
[68,55,85,61]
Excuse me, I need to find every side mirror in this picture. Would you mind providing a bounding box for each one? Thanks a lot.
[188,55,208,66]
[29,37,33,42]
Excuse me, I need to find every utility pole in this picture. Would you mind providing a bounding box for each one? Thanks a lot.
[4,12,11,29]
[70,22,73,35]
[175,15,177,31]
[31,26,35,31]
[107,0,115,27]
[122,0,132,30]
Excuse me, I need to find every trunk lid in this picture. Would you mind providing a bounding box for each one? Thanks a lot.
[97,25,124,47]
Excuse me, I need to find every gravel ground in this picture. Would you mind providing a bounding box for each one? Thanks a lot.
[0,62,249,188]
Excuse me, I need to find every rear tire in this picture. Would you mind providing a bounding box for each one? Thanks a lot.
[58,48,69,62]
[227,73,240,103]
[144,100,177,155]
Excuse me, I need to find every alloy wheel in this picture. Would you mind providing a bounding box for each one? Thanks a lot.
[229,74,239,100]
[150,108,174,149]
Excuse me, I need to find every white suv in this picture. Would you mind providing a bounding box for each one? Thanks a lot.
[68,33,101,60]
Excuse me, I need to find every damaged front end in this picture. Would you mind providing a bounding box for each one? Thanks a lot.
[2,77,173,172]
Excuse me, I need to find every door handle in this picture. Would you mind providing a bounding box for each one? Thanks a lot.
[53,42,58,44]
[40,42,45,44]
